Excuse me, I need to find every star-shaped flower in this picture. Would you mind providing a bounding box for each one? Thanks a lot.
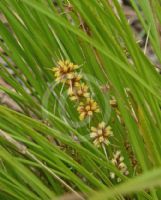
[68,82,90,101]
[90,122,113,147]
[52,60,79,83]
[77,98,100,120]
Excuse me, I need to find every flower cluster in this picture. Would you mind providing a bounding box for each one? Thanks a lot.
[53,60,113,148]
[125,141,138,170]
[53,60,79,83]
[90,122,113,147]
[77,98,100,121]
[68,82,90,101]
[52,60,131,180]
[53,60,99,121]
[110,151,129,182]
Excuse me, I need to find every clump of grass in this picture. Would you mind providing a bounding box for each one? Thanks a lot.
[0,0,161,200]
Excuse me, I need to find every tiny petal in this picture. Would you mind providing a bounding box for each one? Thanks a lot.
[110,172,115,179]
[98,122,106,129]
[88,111,93,116]
[97,130,102,136]
[99,136,104,143]
[91,127,97,132]
[90,132,97,138]
[93,139,100,147]
[79,112,85,121]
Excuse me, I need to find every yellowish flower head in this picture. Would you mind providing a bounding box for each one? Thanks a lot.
[110,151,129,181]
[90,122,113,147]
[52,60,79,83]
[77,98,100,120]
[68,82,90,101]
[66,72,82,87]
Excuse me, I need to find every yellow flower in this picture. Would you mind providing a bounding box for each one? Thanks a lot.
[77,98,100,120]
[66,72,82,87]
[68,82,90,101]
[90,122,113,147]
[52,60,79,83]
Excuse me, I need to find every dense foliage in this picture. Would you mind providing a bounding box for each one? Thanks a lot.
[0,0,161,199]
